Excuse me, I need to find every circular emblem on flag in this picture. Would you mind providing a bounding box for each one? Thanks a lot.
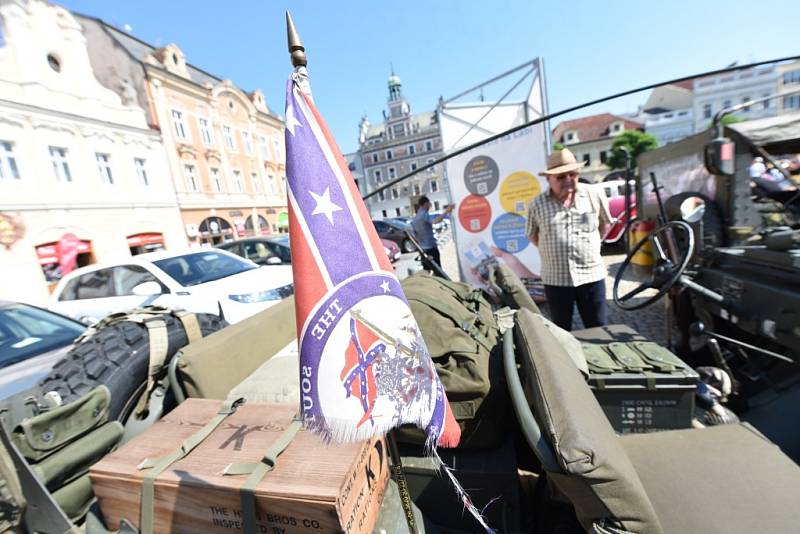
[299,273,441,442]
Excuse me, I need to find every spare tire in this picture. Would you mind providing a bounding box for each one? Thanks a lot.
[39,309,226,422]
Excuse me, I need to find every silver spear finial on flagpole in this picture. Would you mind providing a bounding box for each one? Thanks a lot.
[286,11,307,68]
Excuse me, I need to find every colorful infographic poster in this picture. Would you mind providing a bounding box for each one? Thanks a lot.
[446,126,548,300]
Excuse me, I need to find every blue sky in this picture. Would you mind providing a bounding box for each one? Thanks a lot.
[61,0,800,153]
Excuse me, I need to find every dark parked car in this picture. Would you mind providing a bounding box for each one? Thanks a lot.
[373,219,416,253]
[0,301,87,399]
[217,236,291,266]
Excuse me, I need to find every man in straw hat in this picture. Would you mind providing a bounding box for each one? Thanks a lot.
[526,148,611,331]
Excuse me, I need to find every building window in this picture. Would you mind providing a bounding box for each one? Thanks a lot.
[242,131,253,154]
[378,190,385,202]
[722,99,732,110]
[783,70,800,85]
[224,126,236,151]
[184,164,198,192]
[565,133,574,142]
[785,95,800,109]
[392,124,405,137]
[407,144,416,155]
[199,118,214,146]
[742,96,751,111]
[599,151,607,165]
[272,138,282,160]
[95,153,113,184]
[425,140,433,152]
[427,158,436,174]
[395,207,401,216]
[434,200,440,210]
[371,153,378,163]
[171,110,188,140]
[703,103,712,119]
[251,172,260,193]
[210,168,223,192]
[763,93,771,109]
[612,123,621,132]
[267,174,276,194]
[259,135,269,159]
[134,158,148,186]
[391,188,399,199]
[413,183,421,195]
[233,170,243,192]
[388,166,396,179]
[431,179,438,193]
[381,209,387,218]
[385,149,393,160]
[49,147,72,182]
[410,161,418,171]
[0,141,20,180]
[583,154,591,166]
[374,169,382,183]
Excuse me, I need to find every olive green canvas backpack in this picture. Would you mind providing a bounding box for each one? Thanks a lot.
[399,273,509,449]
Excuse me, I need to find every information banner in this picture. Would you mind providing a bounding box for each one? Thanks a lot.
[440,59,549,299]
[445,129,547,298]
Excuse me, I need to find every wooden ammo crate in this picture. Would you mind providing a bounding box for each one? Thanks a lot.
[90,400,389,533]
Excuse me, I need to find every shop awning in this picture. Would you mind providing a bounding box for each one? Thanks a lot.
[127,233,164,247]
[277,212,289,228]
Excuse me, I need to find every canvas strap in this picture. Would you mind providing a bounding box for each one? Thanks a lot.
[136,397,244,534]
[222,415,303,534]
[174,310,202,344]
[407,295,495,352]
[134,318,170,416]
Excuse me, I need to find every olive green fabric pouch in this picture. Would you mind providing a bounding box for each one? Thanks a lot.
[582,344,624,374]
[52,472,94,521]
[32,421,123,491]
[0,436,25,533]
[632,342,687,372]
[399,273,509,449]
[606,342,653,372]
[12,386,110,462]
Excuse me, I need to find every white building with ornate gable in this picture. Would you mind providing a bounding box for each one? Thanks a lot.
[0,0,183,305]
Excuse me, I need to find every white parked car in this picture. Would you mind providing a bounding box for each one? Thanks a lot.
[49,248,293,325]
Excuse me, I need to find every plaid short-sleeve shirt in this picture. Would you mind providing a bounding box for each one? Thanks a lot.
[526,184,610,287]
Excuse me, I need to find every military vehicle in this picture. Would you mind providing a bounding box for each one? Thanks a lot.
[2,254,800,533]
[2,20,800,532]
[626,110,800,458]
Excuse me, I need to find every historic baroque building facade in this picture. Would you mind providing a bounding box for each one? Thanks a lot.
[78,14,288,246]
[0,0,184,305]
[359,74,450,219]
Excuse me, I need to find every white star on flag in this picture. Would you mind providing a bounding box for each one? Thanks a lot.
[380,280,390,293]
[285,103,302,136]
[309,187,342,224]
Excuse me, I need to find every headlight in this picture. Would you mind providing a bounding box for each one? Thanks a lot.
[229,283,294,303]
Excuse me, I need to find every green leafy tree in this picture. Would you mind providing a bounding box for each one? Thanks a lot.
[552,141,564,151]
[607,130,658,171]
[705,114,747,130]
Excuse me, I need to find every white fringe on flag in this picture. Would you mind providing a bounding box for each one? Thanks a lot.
[428,445,497,534]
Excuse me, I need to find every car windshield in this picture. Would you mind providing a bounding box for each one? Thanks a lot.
[0,304,85,369]
[153,251,257,286]
[267,237,292,263]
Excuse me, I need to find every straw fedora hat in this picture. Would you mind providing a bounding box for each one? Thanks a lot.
[540,148,586,176]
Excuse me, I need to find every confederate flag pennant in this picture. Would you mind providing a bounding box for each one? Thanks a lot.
[284,68,461,449]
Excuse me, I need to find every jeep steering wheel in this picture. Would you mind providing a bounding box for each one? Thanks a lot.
[613,220,694,310]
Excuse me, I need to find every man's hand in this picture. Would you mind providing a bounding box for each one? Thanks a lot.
[433,205,454,224]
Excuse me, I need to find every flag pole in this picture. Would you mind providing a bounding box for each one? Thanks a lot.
[285,12,420,534]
